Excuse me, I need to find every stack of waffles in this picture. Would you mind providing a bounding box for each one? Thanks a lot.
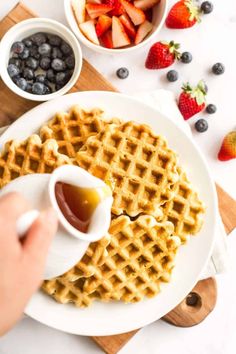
[0,105,205,307]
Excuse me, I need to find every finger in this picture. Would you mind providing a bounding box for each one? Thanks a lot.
[0,192,30,243]
[23,208,58,276]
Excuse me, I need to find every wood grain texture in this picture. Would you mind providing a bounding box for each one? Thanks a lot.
[1,4,236,354]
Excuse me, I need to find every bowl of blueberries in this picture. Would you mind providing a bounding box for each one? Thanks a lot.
[0,18,82,101]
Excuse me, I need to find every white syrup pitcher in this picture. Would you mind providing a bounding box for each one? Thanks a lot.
[0,165,113,279]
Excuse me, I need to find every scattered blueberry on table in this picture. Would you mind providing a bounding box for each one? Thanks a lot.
[180,52,193,64]
[166,70,178,82]
[116,68,129,79]
[201,1,214,14]
[212,63,225,75]
[206,104,217,114]
[195,119,208,132]
[7,32,75,95]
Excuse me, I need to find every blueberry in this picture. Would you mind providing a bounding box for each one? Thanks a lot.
[40,56,51,70]
[16,77,28,91]
[46,69,56,83]
[19,47,30,59]
[36,74,46,84]
[7,64,20,78]
[8,57,22,69]
[31,32,47,46]
[23,38,33,47]
[38,43,52,57]
[55,83,64,91]
[201,1,213,14]
[32,82,46,95]
[65,55,75,69]
[47,34,62,47]
[116,67,129,79]
[23,67,34,80]
[44,85,52,94]
[51,58,66,72]
[195,119,208,133]
[26,83,33,93]
[55,71,70,85]
[181,52,192,63]
[51,47,63,59]
[26,57,39,70]
[212,63,225,75]
[12,74,21,84]
[11,41,25,54]
[29,45,40,59]
[206,104,217,114]
[166,70,178,82]
[61,41,72,55]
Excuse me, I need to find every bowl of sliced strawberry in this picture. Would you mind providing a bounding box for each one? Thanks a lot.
[64,0,168,53]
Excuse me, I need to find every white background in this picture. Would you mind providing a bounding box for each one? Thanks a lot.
[0,0,236,353]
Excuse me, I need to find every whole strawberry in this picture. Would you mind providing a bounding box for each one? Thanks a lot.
[145,41,180,69]
[218,131,236,161]
[166,0,200,29]
[178,81,207,120]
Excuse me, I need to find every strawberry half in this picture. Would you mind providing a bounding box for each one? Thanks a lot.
[178,81,207,120]
[135,20,153,45]
[100,29,114,48]
[218,131,236,161]
[166,0,201,29]
[104,0,124,16]
[145,40,180,69]
[79,20,99,44]
[119,13,136,39]
[96,15,112,36]
[134,0,160,11]
[121,0,146,25]
[86,3,114,19]
[112,16,131,48]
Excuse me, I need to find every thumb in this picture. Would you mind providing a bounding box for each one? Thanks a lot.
[23,208,58,272]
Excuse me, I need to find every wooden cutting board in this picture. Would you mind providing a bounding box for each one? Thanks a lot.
[1,4,236,354]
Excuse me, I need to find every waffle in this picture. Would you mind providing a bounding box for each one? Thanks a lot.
[0,135,71,188]
[40,105,122,158]
[43,215,180,306]
[76,121,179,217]
[42,234,111,307]
[159,167,205,243]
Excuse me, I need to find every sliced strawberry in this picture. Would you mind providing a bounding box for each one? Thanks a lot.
[119,13,136,39]
[71,0,86,24]
[104,0,125,16]
[135,20,153,44]
[112,16,131,48]
[86,3,114,19]
[134,0,160,11]
[79,20,100,44]
[96,15,112,36]
[87,0,102,4]
[100,29,114,48]
[120,0,146,25]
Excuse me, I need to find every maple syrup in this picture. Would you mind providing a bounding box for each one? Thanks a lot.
[55,182,101,233]
[55,182,111,233]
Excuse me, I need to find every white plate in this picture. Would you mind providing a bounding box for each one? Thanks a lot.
[0,91,217,336]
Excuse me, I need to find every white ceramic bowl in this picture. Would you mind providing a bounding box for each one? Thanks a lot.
[0,18,82,101]
[64,0,168,54]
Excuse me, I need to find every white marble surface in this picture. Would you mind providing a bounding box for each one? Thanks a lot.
[0,0,236,353]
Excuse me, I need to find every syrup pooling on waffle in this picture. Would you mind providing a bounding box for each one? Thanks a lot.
[0,135,70,188]
[76,121,180,217]
[159,167,205,243]
[40,105,121,158]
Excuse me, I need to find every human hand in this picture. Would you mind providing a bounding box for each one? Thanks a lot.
[0,192,58,336]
